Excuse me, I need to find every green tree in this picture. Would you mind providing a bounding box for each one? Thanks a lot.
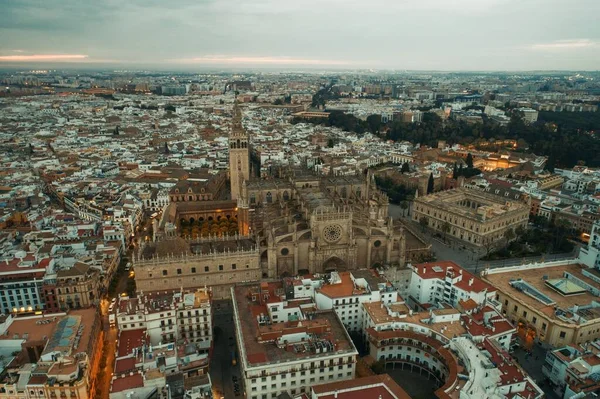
[427,173,434,194]
[366,114,382,134]
[419,216,428,232]
[401,162,410,174]
[327,138,335,148]
[441,221,451,241]
[400,201,409,217]
[466,153,474,169]
[371,360,386,375]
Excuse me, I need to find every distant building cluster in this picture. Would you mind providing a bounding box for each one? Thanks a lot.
[0,69,599,399]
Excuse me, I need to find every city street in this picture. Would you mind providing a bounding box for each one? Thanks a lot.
[511,342,562,399]
[96,298,118,398]
[210,299,243,399]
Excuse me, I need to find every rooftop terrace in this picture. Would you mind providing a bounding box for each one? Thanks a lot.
[232,283,356,367]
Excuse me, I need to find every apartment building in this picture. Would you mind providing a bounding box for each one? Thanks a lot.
[0,309,102,399]
[0,254,49,314]
[542,341,600,398]
[110,328,212,398]
[579,220,600,269]
[43,262,101,311]
[115,288,212,349]
[313,270,397,332]
[232,282,358,399]
[407,261,496,309]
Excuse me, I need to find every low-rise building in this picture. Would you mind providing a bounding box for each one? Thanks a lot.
[301,374,410,399]
[313,270,397,332]
[133,236,261,299]
[407,261,496,309]
[482,260,600,347]
[412,188,529,247]
[0,308,102,399]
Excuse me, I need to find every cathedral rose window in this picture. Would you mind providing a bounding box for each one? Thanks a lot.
[323,224,343,243]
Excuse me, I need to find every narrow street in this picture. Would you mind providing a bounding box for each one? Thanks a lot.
[96,298,118,398]
[210,299,243,399]
[511,342,562,399]
[96,253,133,398]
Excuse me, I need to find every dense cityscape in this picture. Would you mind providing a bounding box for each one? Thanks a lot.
[0,67,599,399]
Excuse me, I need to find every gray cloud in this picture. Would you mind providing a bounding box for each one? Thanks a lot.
[0,0,599,70]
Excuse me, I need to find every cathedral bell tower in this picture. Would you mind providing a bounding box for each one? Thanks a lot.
[229,101,250,201]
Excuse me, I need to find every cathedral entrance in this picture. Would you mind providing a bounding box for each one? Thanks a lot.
[323,256,347,272]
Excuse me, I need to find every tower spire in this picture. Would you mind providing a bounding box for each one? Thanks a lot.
[229,102,250,201]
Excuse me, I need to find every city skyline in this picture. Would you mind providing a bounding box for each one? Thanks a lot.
[1,0,600,71]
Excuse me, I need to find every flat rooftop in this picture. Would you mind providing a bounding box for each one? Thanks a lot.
[484,263,600,322]
[363,301,467,339]
[317,271,375,299]
[312,374,410,399]
[0,309,97,361]
[233,283,356,367]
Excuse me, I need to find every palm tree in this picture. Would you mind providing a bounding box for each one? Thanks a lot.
[419,216,428,232]
[400,201,409,217]
[441,221,451,242]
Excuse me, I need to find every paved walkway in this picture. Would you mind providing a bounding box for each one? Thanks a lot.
[389,204,577,274]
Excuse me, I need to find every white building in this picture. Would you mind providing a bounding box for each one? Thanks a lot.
[542,341,600,398]
[115,288,212,349]
[232,282,358,399]
[579,220,600,269]
[517,108,539,124]
[407,261,496,309]
[313,270,397,332]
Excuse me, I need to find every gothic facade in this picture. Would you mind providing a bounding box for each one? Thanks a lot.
[244,171,407,277]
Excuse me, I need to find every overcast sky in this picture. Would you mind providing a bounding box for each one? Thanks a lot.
[1,0,599,70]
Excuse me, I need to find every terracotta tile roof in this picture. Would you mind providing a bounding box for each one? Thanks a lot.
[312,374,410,399]
[117,328,146,357]
[413,261,495,294]
[111,373,144,393]
[459,298,478,311]
[114,357,137,375]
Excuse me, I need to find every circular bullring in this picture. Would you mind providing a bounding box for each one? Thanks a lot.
[366,329,460,398]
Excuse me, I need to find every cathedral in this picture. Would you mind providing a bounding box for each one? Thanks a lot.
[134,103,425,298]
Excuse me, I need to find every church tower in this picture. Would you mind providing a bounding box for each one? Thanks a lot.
[229,102,250,201]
